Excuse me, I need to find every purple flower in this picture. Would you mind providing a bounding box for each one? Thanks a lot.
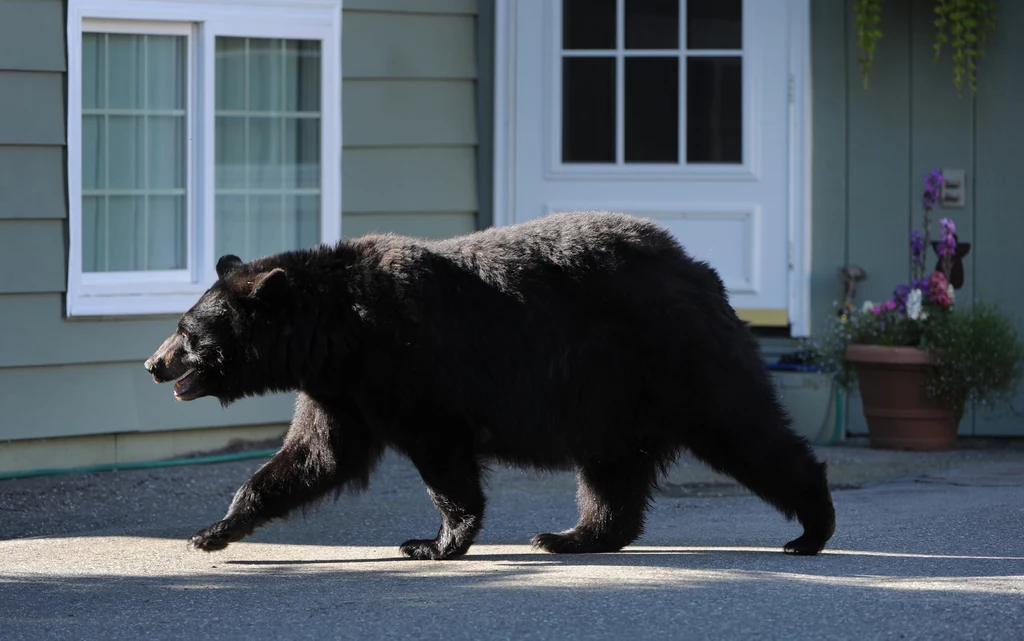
[912,276,930,300]
[910,230,925,272]
[937,217,958,257]
[893,284,911,312]
[922,170,944,212]
[938,235,958,257]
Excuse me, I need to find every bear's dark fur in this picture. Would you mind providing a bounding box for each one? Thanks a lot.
[145,211,835,559]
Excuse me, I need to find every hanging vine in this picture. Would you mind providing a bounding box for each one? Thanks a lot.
[854,0,998,96]
[854,0,884,89]
[933,0,998,96]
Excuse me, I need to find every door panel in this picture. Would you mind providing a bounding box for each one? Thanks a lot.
[507,0,795,323]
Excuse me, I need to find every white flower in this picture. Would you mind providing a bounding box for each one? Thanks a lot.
[861,300,875,314]
[947,283,956,304]
[907,288,924,320]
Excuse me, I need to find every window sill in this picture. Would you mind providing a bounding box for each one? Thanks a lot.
[66,292,205,318]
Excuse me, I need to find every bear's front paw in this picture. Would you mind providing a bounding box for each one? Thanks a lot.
[188,518,252,552]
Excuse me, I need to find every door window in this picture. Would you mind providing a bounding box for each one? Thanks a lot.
[560,0,743,165]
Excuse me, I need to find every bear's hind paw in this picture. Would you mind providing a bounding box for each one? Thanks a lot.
[783,533,828,556]
[531,530,625,554]
[399,538,468,561]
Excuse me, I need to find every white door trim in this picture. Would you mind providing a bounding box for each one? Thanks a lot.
[492,0,813,337]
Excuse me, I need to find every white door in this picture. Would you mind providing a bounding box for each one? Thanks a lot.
[495,0,810,333]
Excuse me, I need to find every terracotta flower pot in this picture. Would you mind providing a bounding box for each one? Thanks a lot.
[844,344,962,451]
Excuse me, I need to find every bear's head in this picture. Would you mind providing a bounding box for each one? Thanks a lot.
[144,253,293,404]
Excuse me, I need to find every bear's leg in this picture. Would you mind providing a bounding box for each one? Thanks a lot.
[400,446,486,561]
[190,394,383,552]
[686,407,836,556]
[532,457,658,554]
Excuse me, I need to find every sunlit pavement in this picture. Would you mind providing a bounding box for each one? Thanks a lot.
[2,451,1023,640]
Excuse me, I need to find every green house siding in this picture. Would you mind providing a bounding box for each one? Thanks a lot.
[0,0,65,72]
[0,1,482,443]
[341,8,479,239]
[810,0,1024,436]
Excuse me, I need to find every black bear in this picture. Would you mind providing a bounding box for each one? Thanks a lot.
[144,211,835,560]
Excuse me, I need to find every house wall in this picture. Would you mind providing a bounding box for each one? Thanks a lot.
[0,0,481,447]
[810,0,1024,436]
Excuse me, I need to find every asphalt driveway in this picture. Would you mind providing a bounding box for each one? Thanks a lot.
[2,445,1023,640]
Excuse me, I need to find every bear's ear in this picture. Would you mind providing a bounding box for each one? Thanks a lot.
[249,267,290,299]
[216,254,243,279]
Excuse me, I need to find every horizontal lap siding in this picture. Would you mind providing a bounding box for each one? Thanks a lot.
[0,1,481,441]
[0,362,294,440]
[341,9,479,241]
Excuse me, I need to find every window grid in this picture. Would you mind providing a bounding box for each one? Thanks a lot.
[82,32,187,272]
[559,0,743,166]
[215,37,322,260]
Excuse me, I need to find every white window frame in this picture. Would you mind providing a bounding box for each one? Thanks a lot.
[66,0,342,317]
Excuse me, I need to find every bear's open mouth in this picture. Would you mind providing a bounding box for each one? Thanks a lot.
[174,369,201,400]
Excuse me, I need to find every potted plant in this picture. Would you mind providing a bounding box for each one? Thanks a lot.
[807,169,1024,450]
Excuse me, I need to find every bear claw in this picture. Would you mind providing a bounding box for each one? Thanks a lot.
[188,519,252,552]
[189,529,230,552]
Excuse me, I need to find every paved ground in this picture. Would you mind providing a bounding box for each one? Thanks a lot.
[2,440,1024,640]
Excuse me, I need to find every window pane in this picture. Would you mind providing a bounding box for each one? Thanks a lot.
[147,116,185,189]
[81,32,187,273]
[82,33,105,109]
[284,119,321,189]
[625,57,678,163]
[562,57,616,163]
[215,37,247,111]
[82,196,103,272]
[248,38,283,113]
[215,116,247,189]
[147,196,187,270]
[284,40,321,112]
[686,56,742,163]
[215,37,322,261]
[105,195,143,272]
[294,194,321,248]
[146,35,186,110]
[82,115,105,190]
[247,116,284,188]
[215,195,247,258]
[249,195,286,259]
[563,0,616,50]
[107,34,144,109]
[687,0,742,50]
[625,0,679,50]
[106,115,144,190]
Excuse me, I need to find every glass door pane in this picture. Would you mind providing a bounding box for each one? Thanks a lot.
[559,0,744,167]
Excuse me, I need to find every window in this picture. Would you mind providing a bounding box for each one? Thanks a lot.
[559,0,744,168]
[66,0,341,317]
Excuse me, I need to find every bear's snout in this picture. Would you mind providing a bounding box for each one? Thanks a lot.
[145,333,189,383]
